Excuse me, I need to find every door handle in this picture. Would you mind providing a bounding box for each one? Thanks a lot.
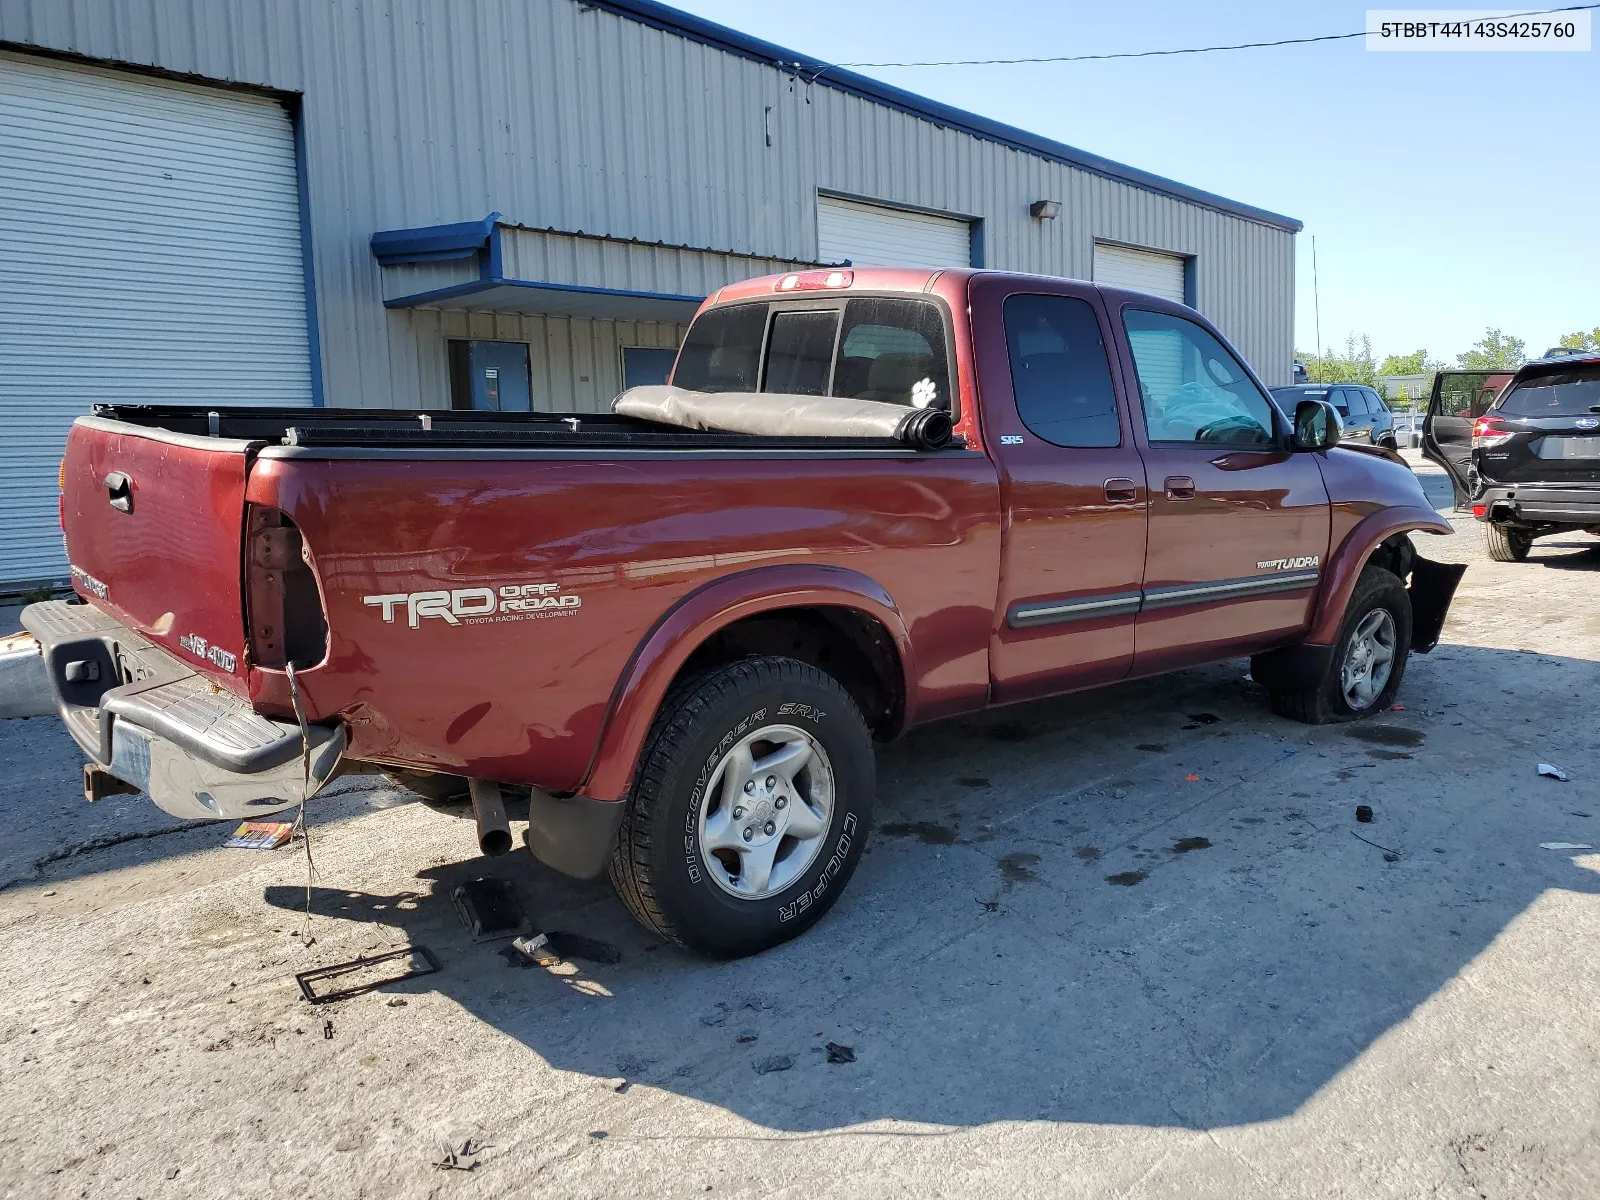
[1104,477,1139,504]
[1164,475,1196,501]
[103,471,133,513]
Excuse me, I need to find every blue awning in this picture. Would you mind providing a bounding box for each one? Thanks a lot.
[372,215,705,321]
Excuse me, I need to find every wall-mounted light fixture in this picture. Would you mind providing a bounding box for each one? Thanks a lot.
[1029,199,1061,220]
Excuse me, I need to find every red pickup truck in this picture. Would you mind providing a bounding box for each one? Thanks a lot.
[17,267,1464,957]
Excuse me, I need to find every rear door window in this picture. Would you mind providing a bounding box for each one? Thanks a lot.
[1436,373,1493,417]
[1002,294,1121,447]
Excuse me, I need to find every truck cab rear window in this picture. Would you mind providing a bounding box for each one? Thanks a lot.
[671,297,952,412]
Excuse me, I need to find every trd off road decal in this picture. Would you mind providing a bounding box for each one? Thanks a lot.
[1255,555,1320,571]
[363,582,580,628]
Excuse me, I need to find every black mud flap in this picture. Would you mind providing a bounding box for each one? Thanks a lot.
[1409,556,1467,654]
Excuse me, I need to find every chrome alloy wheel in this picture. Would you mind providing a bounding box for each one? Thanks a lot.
[1340,608,1397,710]
[697,724,835,901]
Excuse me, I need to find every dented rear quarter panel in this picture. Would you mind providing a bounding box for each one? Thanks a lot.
[244,450,1001,793]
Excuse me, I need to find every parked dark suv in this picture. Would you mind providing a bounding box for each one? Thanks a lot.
[1423,351,1600,561]
[1272,384,1398,449]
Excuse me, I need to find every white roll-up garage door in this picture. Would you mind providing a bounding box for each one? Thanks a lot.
[0,52,313,589]
[1092,243,1188,303]
[818,196,971,269]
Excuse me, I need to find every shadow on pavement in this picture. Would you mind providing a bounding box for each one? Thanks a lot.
[264,644,1600,1132]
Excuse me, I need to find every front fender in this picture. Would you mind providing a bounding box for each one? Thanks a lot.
[580,564,914,802]
[1306,506,1452,645]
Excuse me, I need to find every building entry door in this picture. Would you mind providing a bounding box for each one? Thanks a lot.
[450,339,531,411]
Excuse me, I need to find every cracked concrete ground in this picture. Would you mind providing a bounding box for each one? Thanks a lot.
[2,454,1597,1199]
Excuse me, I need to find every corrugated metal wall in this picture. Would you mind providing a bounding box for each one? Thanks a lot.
[0,0,1296,414]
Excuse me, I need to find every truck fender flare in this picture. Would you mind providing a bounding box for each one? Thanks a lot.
[581,564,915,802]
[1306,506,1453,645]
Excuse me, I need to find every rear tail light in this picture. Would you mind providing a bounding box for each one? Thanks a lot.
[1471,504,1488,519]
[774,269,853,292]
[58,458,66,529]
[244,505,328,670]
[1471,415,1514,449]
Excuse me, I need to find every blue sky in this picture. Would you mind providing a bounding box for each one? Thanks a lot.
[672,1,1598,364]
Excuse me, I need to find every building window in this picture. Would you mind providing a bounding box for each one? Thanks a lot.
[621,346,679,390]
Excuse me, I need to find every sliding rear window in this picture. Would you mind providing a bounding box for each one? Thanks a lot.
[1495,366,1600,417]
[671,297,953,413]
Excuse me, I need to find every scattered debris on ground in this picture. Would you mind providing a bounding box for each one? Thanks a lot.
[825,1042,855,1064]
[223,820,294,850]
[1356,805,1374,823]
[1537,763,1570,782]
[1539,842,1592,851]
[452,878,527,941]
[432,1138,486,1172]
[296,945,440,1004]
[545,931,623,964]
[1352,830,1403,861]
[753,1055,793,1074]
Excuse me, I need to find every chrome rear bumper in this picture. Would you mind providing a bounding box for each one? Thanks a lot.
[19,600,343,820]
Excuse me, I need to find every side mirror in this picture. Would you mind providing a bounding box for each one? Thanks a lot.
[1293,399,1343,451]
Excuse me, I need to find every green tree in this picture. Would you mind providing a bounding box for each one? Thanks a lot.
[1296,333,1378,387]
[1377,349,1443,376]
[1558,327,1600,352]
[1456,328,1526,370]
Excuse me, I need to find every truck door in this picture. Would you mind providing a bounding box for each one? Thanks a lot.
[971,276,1148,703]
[1114,305,1329,674]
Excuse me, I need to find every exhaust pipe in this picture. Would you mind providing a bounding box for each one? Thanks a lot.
[468,778,512,857]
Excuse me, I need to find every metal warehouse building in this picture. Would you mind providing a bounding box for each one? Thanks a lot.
[0,0,1300,590]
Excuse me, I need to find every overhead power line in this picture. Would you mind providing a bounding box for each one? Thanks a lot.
[830,4,1599,68]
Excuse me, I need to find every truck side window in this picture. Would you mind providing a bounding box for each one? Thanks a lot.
[1123,309,1275,446]
[1002,293,1120,447]
[763,310,839,396]
[671,303,768,393]
[832,298,952,411]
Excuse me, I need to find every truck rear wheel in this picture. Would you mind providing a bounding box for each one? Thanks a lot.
[1256,565,1412,724]
[610,656,874,958]
[1484,522,1532,562]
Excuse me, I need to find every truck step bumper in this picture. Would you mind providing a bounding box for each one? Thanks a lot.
[20,600,344,820]
[0,632,55,718]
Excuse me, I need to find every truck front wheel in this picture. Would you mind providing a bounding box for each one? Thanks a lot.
[610,656,875,958]
[1255,565,1413,724]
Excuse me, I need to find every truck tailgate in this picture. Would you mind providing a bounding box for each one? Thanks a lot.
[61,417,255,694]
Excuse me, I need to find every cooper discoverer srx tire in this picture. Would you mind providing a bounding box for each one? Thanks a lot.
[609,656,875,958]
